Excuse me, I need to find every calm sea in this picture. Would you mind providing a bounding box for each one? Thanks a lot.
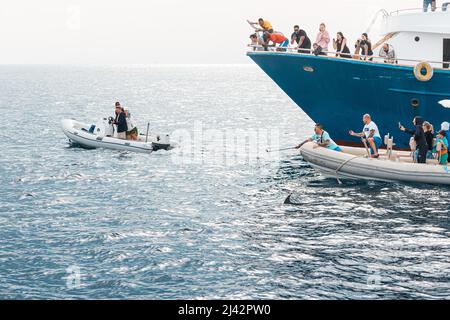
[0,65,449,299]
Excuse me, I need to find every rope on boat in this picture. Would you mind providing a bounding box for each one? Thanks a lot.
[335,155,367,185]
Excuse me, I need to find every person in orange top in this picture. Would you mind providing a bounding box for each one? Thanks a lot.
[266,32,289,51]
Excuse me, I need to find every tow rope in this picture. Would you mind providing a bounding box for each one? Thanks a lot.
[335,155,368,184]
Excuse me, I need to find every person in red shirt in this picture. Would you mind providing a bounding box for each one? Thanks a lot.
[265,32,289,51]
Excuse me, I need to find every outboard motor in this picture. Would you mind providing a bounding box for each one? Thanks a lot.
[157,134,170,145]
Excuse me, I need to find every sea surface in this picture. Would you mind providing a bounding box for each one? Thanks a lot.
[0,65,449,299]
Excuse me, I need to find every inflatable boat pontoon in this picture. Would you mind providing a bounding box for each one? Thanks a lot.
[300,142,450,185]
[61,119,171,153]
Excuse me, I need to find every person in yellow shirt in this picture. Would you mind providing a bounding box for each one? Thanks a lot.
[248,18,274,46]
[248,18,273,33]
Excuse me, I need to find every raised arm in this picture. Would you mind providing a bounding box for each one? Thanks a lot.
[296,138,313,149]
[349,130,365,138]
[399,125,415,135]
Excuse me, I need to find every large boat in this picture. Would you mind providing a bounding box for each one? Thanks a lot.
[248,7,450,148]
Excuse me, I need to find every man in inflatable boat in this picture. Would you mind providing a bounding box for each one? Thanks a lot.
[349,114,382,158]
[111,102,139,141]
[113,102,128,140]
[296,123,342,151]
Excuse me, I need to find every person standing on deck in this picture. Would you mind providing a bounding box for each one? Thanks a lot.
[423,0,437,12]
[313,23,330,56]
[349,114,382,158]
[422,121,435,159]
[399,116,428,164]
[113,102,127,140]
[291,25,311,53]
[124,107,138,141]
[296,123,342,151]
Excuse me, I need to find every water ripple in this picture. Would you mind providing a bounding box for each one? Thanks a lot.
[0,65,449,299]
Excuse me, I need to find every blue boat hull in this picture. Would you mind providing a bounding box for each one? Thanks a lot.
[248,52,450,148]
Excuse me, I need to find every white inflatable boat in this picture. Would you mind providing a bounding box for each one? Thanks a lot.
[299,142,450,185]
[61,118,171,153]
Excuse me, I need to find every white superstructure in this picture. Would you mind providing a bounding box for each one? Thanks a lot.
[380,7,450,67]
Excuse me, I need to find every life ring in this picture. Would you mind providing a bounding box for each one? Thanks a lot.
[414,61,433,82]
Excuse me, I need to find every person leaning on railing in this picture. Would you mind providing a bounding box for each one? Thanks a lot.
[248,18,274,45]
[379,43,397,64]
[355,33,373,61]
[313,23,330,56]
[249,33,265,51]
[332,32,351,58]
[265,32,289,52]
[291,25,312,54]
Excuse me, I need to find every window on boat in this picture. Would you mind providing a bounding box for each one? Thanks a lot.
[444,39,450,69]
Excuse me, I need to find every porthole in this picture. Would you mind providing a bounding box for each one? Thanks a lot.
[411,98,420,108]
[414,36,420,42]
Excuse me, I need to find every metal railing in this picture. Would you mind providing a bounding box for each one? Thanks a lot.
[390,5,450,15]
[247,45,450,69]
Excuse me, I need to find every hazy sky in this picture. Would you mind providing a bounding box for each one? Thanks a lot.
[0,0,421,64]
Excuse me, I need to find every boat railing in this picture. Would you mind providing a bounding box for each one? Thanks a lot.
[247,45,450,70]
[390,4,450,15]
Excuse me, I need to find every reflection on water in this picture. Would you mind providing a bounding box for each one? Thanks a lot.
[0,65,449,299]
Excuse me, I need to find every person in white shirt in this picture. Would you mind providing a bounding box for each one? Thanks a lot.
[124,107,138,140]
[349,114,382,158]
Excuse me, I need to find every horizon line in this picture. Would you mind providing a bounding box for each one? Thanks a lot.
[0,63,256,68]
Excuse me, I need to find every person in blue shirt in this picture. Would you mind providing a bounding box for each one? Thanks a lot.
[296,123,342,151]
